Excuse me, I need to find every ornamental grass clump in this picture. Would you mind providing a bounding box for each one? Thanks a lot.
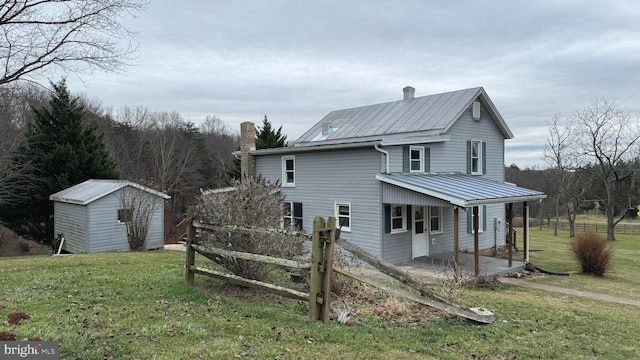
[570,232,613,276]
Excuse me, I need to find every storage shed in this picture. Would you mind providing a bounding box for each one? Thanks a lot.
[50,179,170,253]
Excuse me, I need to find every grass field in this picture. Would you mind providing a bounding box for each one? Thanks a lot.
[527,226,640,301]
[1,232,639,359]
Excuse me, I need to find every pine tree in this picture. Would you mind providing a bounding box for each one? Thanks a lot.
[0,80,118,243]
[255,115,287,149]
[223,115,287,184]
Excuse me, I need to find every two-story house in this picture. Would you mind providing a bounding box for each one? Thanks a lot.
[239,86,545,273]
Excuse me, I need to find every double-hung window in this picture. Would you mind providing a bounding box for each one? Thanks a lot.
[428,206,443,234]
[282,156,295,186]
[409,146,424,173]
[391,204,406,233]
[470,140,482,175]
[283,201,303,230]
[467,206,486,234]
[335,202,351,232]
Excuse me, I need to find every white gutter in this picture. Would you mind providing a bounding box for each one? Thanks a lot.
[374,144,389,174]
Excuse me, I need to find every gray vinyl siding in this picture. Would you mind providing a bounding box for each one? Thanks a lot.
[254,98,509,264]
[52,187,165,253]
[87,189,164,253]
[435,101,505,180]
[256,147,383,256]
[382,183,450,207]
[54,202,88,253]
[87,194,129,252]
[456,203,505,252]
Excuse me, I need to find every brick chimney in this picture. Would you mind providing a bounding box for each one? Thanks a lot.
[403,86,415,100]
[240,121,256,178]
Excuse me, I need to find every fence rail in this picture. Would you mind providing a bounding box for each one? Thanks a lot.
[184,215,495,324]
[539,221,640,235]
[185,215,335,324]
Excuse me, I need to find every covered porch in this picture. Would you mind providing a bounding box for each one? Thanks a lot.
[377,173,546,277]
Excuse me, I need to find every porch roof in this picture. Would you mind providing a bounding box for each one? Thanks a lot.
[375,173,546,207]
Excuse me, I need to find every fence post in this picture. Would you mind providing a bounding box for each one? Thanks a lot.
[309,216,326,322]
[185,210,196,286]
[309,216,334,324]
[320,216,336,324]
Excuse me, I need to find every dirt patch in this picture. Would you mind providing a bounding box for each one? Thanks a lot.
[7,312,30,325]
[0,225,51,256]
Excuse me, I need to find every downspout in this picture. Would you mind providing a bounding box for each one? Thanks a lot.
[374,143,389,174]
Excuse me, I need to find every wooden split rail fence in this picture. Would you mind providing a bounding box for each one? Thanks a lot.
[185,216,495,325]
[185,216,336,324]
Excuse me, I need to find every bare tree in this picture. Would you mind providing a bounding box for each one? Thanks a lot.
[0,0,148,85]
[573,99,640,241]
[543,114,590,237]
[118,185,160,251]
[0,84,44,206]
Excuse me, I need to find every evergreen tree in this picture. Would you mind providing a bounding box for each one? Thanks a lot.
[223,115,288,185]
[255,115,287,149]
[0,80,118,243]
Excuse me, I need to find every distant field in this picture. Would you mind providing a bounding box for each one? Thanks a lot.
[534,214,640,235]
[0,235,639,359]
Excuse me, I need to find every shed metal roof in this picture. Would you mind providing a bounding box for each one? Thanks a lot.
[50,179,170,205]
[375,173,546,207]
[295,87,513,146]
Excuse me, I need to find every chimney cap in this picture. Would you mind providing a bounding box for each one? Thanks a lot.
[403,86,415,100]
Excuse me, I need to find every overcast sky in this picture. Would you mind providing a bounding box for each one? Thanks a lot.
[66,0,640,168]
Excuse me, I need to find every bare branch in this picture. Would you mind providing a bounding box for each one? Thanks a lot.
[0,0,148,86]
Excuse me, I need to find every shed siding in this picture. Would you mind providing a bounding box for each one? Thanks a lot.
[54,202,88,253]
[256,147,383,256]
[87,188,165,253]
[87,193,129,252]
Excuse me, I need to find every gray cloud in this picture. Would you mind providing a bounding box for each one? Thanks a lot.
[67,0,640,168]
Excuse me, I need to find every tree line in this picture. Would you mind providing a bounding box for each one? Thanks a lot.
[0,80,288,244]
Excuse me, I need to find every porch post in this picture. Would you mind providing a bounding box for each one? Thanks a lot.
[523,201,529,262]
[473,206,479,276]
[453,207,459,266]
[507,203,513,267]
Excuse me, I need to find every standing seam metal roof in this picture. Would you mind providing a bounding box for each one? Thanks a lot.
[296,87,512,145]
[375,173,546,207]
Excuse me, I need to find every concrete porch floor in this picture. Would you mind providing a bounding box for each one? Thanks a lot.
[394,252,525,284]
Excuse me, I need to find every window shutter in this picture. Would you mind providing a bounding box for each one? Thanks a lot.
[403,146,409,173]
[482,142,487,175]
[424,148,430,173]
[406,205,412,231]
[466,140,471,174]
[384,205,391,234]
[483,205,487,232]
[466,208,472,234]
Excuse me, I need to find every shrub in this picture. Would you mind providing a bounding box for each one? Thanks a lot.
[194,176,304,281]
[570,232,613,276]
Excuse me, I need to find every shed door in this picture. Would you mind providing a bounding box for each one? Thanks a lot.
[412,206,428,258]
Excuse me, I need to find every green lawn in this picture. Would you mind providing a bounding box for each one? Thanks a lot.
[1,247,639,359]
[527,227,640,300]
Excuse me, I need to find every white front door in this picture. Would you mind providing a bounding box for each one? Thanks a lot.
[412,206,428,258]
